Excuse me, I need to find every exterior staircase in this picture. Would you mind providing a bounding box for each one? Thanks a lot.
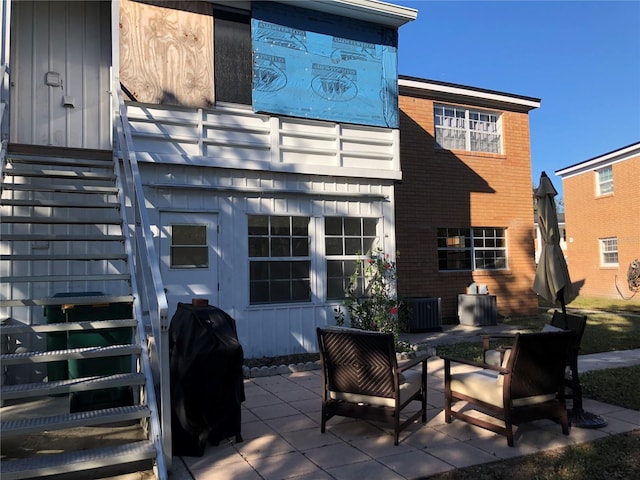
[0,148,166,479]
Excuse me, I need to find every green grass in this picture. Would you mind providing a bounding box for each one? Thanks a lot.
[427,299,640,480]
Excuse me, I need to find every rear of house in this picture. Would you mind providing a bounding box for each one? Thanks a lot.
[556,142,640,300]
[396,77,541,320]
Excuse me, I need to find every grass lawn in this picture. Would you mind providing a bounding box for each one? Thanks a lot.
[427,297,640,480]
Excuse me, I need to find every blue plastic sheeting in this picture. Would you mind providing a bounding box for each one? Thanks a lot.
[252,2,399,128]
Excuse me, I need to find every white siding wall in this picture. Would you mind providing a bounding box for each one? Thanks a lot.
[138,143,397,358]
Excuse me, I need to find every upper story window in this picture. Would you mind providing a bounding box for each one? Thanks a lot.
[434,105,502,154]
[214,9,252,105]
[248,216,310,304]
[597,165,613,195]
[438,227,507,271]
[325,217,379,299]
[600,237,618,266]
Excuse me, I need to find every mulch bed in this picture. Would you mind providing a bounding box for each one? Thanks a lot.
[243,353,320,369]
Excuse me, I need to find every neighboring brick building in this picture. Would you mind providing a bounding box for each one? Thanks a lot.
[396,76,541,320]
[556,142,640,300]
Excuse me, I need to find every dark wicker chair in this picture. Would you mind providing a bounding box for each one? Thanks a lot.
[483,311,587,400]
[316,327,429,445]
[443,331,574,446]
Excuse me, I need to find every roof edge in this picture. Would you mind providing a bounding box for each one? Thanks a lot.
[398,75,541,111]
[275,0,418,27]
[555,141,640,178]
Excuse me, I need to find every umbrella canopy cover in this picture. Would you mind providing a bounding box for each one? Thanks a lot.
[533,172,577,305]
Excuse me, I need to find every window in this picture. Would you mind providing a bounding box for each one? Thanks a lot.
[248,216,310,304]
[438,227,507,271]
[600,237,618,266]
[434,104,502,153]
[170,224,208,268]
[214,9,252,105]
[597,165,613,195]
[325,217,379,299]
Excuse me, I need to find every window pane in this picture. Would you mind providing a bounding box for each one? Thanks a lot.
[292,217,309,236]
[327,260,344,277]
[271,217,290,236]
[172,225,206,246]
[363,218,377,236]
[345,238,361,255]
[248,237,269,257]
[325,217,342,235]
[171,247,208,268]
[271,238,290,256]
[344,218,361,236]
[248,216,268,235]
[250,282,269,303]
[292,237,309,256]
[325,238,343,255]
[362,237,377,255]
[291,279,310,301]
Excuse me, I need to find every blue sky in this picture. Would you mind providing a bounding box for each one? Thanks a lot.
[393,1,640,198]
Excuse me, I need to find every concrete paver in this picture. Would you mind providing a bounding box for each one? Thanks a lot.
[169,346,640,480]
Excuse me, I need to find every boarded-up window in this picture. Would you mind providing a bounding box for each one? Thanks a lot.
[119,0,215,107]
[214,9,252,105]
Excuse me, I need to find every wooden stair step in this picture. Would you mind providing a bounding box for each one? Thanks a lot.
[0,373,145,401]
[0,440,155,480]
[1,404,150,437]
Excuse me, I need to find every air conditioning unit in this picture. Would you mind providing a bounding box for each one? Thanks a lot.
[405,297,442,332]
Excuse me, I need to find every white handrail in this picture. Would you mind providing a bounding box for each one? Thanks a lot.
[113,83,172,470]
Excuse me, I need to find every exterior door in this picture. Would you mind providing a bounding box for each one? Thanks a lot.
[160,212,219,318]
[9,1,112,149]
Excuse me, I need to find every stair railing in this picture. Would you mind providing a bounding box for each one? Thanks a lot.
[113,83,172,471]
[1,62,9,176]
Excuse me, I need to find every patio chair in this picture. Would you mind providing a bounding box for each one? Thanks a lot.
[443,331,574,446]
[483,311,587,400]
[316,327,429,445]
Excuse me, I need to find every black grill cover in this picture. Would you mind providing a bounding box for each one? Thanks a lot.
[169,303,245,456]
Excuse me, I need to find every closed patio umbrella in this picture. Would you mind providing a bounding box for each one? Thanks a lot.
[533,171,606,428]
[533,171,576,319]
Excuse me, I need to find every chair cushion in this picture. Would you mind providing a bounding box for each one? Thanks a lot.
[542,323,565,333]
[450,370,556,408]
[329,369,422,408]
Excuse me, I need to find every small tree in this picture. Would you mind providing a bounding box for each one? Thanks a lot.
[335,249,407,347]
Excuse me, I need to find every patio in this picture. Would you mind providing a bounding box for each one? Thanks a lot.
[168,350,640,480]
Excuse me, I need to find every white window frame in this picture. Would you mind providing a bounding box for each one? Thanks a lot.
[597,165,613,196]
[600,237,618,266]
[248,215,311,305]
[434,104,502,154]
[437,227,508,271]
[325,217,380,300]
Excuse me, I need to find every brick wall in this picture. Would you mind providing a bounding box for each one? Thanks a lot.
[562,154,640,299]
[396,94,539,320]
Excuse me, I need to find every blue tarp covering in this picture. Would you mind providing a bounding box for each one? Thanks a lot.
[252,2,399,128]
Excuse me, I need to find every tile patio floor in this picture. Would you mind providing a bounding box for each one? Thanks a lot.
[167,351,640,480]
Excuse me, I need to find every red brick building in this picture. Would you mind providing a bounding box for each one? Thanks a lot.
[396,76,541,320]
[556,142,640,300]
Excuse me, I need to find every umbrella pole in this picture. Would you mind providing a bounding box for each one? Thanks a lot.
[560,291,608,428]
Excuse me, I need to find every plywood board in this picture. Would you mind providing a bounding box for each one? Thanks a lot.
[119,0,215,107]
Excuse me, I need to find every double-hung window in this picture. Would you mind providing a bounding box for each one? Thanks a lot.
[600,237,618,266]
[434,104,502,153]
[325,217,379,299]
[248,216,310,304]
[597,165,613,195]
[438,227,507,271]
